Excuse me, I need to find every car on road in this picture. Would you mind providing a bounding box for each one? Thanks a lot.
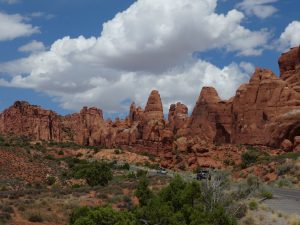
[156,167,168,175]
[196,169,211,180]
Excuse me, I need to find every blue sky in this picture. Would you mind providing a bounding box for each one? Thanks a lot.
[0,0,299,118]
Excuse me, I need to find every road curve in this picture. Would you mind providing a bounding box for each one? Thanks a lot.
[264,188,300,215]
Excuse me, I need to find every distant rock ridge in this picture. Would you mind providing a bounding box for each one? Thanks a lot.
[1,47,300,164]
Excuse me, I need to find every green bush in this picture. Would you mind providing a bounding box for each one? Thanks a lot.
[117,163,130,170]
[241,147,260,168]
[141,176,236,225]
[69,206,138,225]
[72,161,113,187]
[273,152,300,161]
[44,155,55,160]
[248,201,258,210]
[261,190,273,199]
[46,175,56,186]
[127,172,136,179]
[70,176,239,225]
[233,203,247,219]
[58,150,65,155]
[0,205,14,214]
[275,177,293,188]
[135,177,153,206]
[136,169,147,177]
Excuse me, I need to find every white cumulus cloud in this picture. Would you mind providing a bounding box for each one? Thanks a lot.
[18,40,46,53]
[0,12,39,41]
[278,21,300,51]
[0,0,266,113]
[236,0,278,19]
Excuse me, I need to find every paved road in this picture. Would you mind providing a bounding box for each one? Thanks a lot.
[129,163,300,215]
[264,188,300,214]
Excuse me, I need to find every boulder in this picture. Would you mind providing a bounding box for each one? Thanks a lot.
[280,139,293,152]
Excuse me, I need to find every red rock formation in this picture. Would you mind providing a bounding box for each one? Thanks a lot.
[143,90,164,121]
[1,47,300,160]
[168,102,188,135]
[0,101,61,141]
[62,107,107,146]
[136,90,173,154]
[183,65,300,148]
[279,46,300,92]
[128,102,144,123]
[187,87,232,144]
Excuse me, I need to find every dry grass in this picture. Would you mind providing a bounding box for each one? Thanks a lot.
[287,214,300,225]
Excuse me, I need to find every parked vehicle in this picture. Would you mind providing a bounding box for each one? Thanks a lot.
[196,169,211,180]
[157,167,167,175]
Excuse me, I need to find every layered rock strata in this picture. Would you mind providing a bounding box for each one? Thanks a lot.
[1,47,300,161]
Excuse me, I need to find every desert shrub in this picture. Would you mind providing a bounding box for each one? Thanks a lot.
[48,141,80,149]
[224,158,235,166]
[273,152,300,161]
[0,185,8,191]
[136,169,147,177]
[260,190,273,199]
[241,147,260,168]
[135,177,153,206]
[240,146,271,168]
[231,203,247,219]
[0,135,5,146]
[28,213,43,222]
[44,155,55,160]
[72,161,113,186]
[248,200,258,210]
[63,157,85,168]
[58,150,64,155]
[69,176,238,224]
[70,176,238,225]
[0,205,14,214]
[117,163,130,170]
[123,195,132,203]
[76,153,83,158]
[240,215,256,225]
[140,152,155,161]
[71,184,82,189]
[69,206,138,225]
[143,161,159,169]
[144,175,236,225]
[85,145,105,151]
[0,135,31,147]
[276,160,294,176]
[69,175,250,225]
[0,212,11,224]
[275,177,293,188]
[46,175,56,186]
[34,142,45,152]
[127,172,136,179]
[235,175,261,199]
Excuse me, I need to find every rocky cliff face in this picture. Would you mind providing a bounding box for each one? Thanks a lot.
[1,47,300,157]
[279,46,300,91]
[62,107,107,146]
[0,101,61,141]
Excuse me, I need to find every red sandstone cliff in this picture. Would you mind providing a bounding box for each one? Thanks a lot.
[1,47,300,154]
